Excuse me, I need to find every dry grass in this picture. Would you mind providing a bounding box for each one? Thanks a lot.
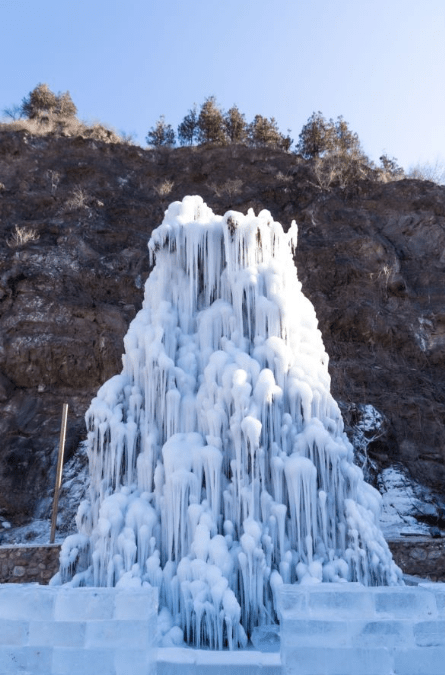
[275,171,293,183]
[47,170,60,195]
[64,186,90,211]
[307,149,376,192]
[153,179,174,198]
[7,224,40,247]
[207,178,243,198]
[377,170,405,184]
[407,160,445,186]
[0,116,123,144]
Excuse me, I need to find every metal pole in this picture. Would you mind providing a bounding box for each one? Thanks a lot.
[50,403,68,544]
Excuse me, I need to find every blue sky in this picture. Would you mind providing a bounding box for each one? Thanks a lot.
[1,0,444,171]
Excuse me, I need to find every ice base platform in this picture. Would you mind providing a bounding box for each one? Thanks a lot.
[1,582,445,674]
[157,648,280,675]
[278,582,445,675]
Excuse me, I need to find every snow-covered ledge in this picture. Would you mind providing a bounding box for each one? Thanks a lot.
[0,584,158,675]
[278,582,445,675]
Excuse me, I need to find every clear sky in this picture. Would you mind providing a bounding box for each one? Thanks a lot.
[1,0,444,171]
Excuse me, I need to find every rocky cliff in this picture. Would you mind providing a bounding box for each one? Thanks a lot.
[1,131,444,532]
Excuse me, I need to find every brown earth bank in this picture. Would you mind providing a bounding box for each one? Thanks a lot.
[0,131,444,527]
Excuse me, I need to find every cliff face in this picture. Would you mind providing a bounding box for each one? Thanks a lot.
[0,132,444,527]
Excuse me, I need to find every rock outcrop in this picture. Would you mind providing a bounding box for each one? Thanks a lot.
[0,132,444,530]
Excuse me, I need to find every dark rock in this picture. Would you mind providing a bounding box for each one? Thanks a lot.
[1,132,445,525]
[430,527,442,539]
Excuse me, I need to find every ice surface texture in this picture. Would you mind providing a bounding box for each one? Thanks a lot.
[278,584,445,675]
[0,585,158,675]
[57,196,401,648]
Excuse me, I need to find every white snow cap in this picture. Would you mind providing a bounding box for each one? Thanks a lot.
[58,196,402,648]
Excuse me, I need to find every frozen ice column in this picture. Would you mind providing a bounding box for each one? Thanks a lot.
[58,195,402,648]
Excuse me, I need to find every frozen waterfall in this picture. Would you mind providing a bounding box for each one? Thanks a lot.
[56,195,402,649]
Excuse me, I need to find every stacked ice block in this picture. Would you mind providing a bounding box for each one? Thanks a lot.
[0,584,158,675]
[278,582,445,675]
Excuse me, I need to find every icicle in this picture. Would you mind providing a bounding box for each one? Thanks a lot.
[58,195,402,649]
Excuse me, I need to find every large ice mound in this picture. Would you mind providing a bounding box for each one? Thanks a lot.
[56,196,401,648]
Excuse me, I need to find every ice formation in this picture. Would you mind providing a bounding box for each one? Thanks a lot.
[56,196,401,648]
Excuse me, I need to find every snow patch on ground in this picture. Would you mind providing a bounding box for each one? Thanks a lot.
[348,403,383,482]
[378,464,442,538]
[346,403,444,539]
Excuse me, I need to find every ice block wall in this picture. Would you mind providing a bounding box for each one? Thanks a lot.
[278,582,445,675]
[0,584,158,675]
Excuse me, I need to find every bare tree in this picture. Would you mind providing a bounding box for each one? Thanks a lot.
[2,104,23,121]
[407,159,445,185]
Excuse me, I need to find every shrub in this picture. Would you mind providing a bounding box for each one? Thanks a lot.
[54,91,77,118]
[6,225,40,247]
[80,122,122,143]
[377,155,404,182]
[64,186,90,211]
[21,83,59,120]
[153,179,174,198]
[208,178,243,198]
[20,84,77,122]
[407,160,445,185]
[310,146,373,192]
